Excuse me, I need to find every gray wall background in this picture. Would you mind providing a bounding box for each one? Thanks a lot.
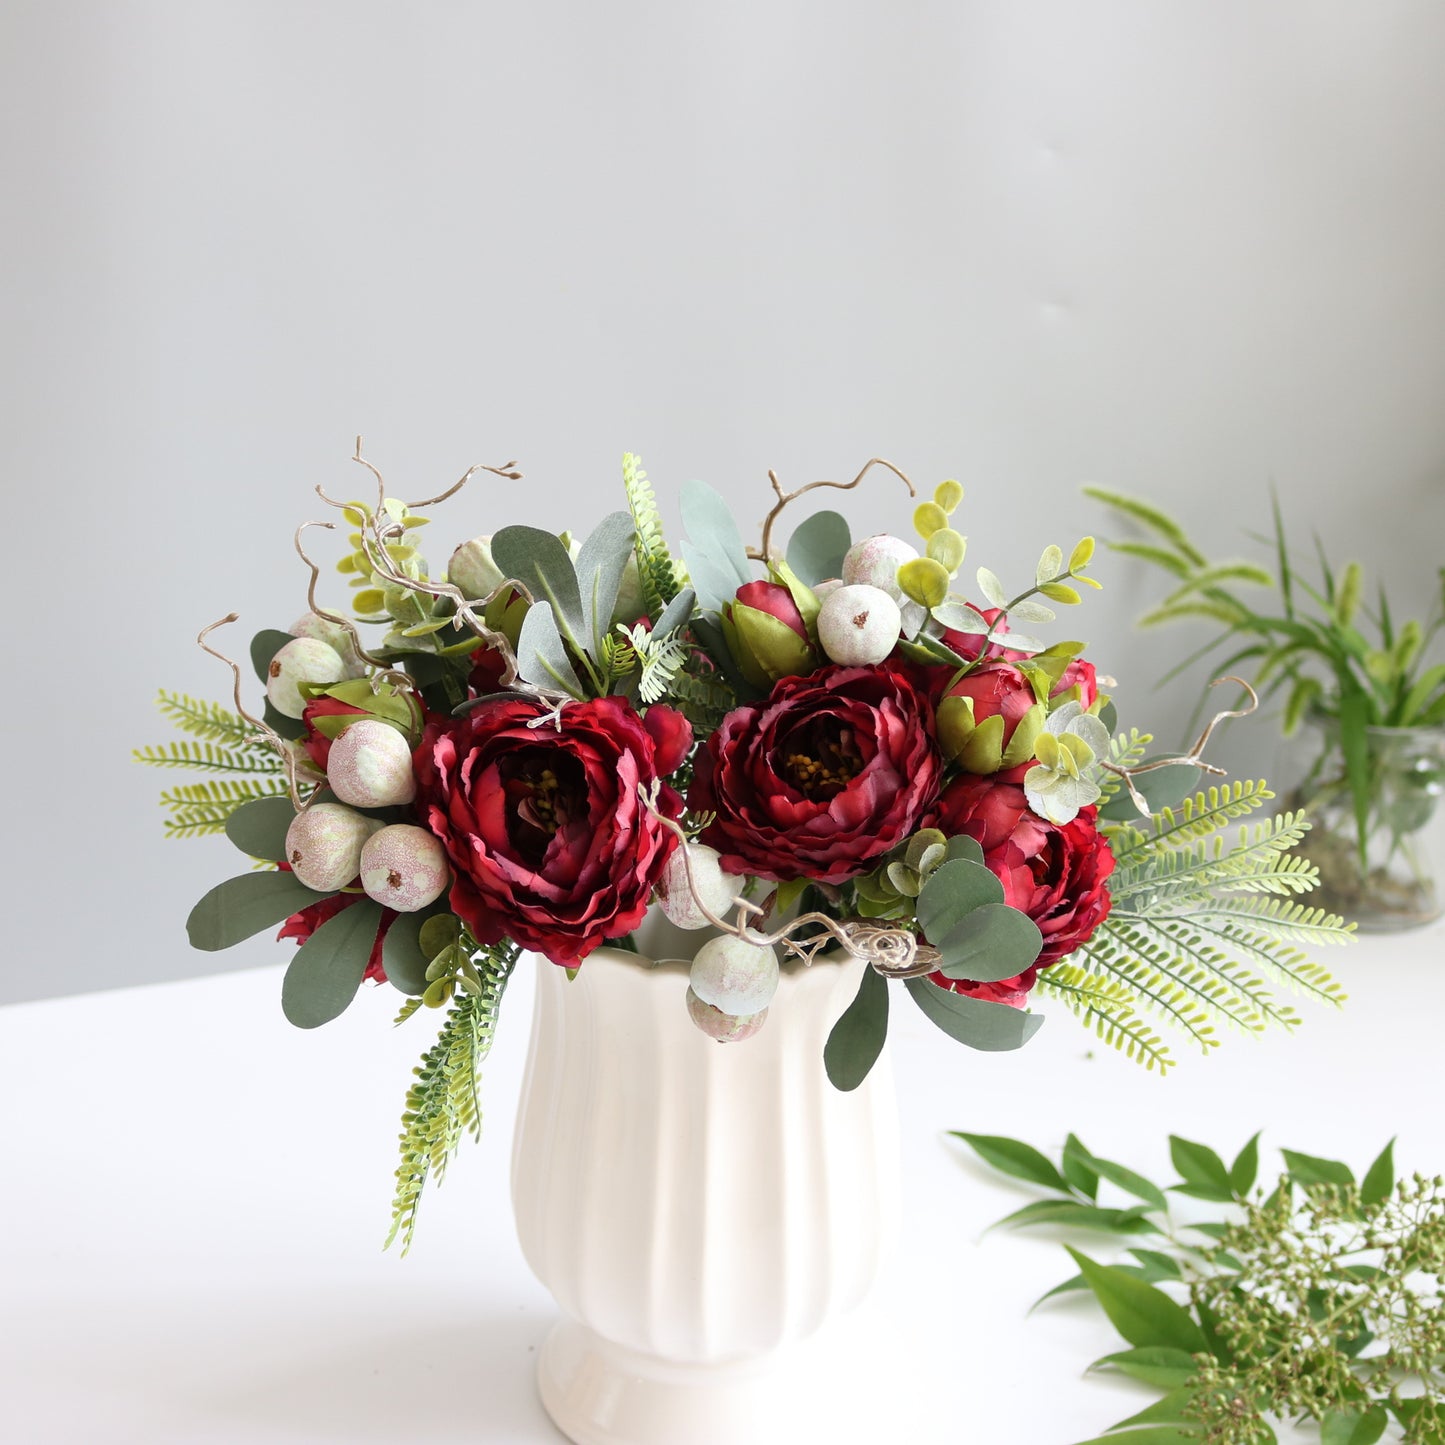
[4,2,1444,1004]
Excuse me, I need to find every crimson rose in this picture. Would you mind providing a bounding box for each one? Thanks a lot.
[929,776,1115,1004]
[690,663,943,884]
[414,695,690,966]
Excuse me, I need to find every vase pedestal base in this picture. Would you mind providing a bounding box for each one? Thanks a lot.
[537,1317,879,1445]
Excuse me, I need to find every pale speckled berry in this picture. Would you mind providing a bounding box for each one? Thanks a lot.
[285,803,380,892]
[812,578,844,601]
[841,534,918,602]
[359,824,449,912]
[688,935,779,1015]
[816,584,901,666]
[288,612,366,678]
[325,719,417,808]
[266,637,347,719]
[685,987,768,1042]
[657,843,740,930]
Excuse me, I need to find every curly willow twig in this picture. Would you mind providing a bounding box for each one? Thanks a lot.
[752,457,918,565]
[196,615,309,811]
[1100,675,1261,818]
[308,439,535,687]
[639,784,941,978]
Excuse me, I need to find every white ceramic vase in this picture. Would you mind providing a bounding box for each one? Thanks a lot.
[510,914,901,1445]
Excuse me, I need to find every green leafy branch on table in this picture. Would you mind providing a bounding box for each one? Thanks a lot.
[956,1130,1445,1445]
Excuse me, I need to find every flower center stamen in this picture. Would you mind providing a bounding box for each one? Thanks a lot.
[784,729,863,799]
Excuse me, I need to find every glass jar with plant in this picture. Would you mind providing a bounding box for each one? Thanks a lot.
[1088,488,1445,931]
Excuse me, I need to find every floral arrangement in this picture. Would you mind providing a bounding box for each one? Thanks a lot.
[141,446,1353,1248]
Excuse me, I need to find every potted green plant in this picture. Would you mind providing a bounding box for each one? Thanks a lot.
[1089,488,1445,931]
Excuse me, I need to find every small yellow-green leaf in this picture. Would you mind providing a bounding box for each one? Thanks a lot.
[913,501,949,539]
[937,694,977,759]
[1040,581,1081,605]
[934,479,964,514]
[1069,536,1096,570]
[1036,545,1063,584]
[897,557,951,608]
[958,712,1006,774]
[926,527,967,572]
[335,554,357,574]
[353,587,387,615]
[342,503,370,528]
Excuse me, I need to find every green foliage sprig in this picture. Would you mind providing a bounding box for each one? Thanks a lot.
[386,935,519,1256]
[956,1130,1445,1444]
[135,691,288,836]
[1088,487,1445,861]
[1039,782,1351,1073]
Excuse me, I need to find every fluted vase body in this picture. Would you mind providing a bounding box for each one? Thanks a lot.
[510,920,900,1445]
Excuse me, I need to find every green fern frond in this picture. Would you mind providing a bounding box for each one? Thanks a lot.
[153,690,268,747]
[1097,728,1152,804]
[624,453,685,621]
[1035,964,1174,1073]
[638,634,691,704]
[386,939,518,1256]
[670,662,736,733]
[1071,921,1222,1053]
[134,739,285,774]
[1112,781,1275,860]
[1169,913,1348,1006]
[1190,896,1355,949]
[158,777,291,837]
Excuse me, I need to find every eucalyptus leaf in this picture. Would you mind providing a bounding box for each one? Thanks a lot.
[905,977,1044,1052]
[263,699,307,741]
[944,834,985,865]
[382,910,436,996]
[976,567,1007,609]
[931,602,991,634]
[187,870,326,952]
[915,858,1004,944]
[575,511,637,656]
[652,586,697,640]
[681,478,753,594]
[786,509,851,587]
[281,898,384,1028]
[823,964,889,1091]
[490,525,587,647]
[680,541,746,616]
[934,903,1044,983]
[223,795,298,862]
[515,602,585,698]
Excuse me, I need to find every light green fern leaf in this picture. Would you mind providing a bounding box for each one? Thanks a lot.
[134,740,285,774]
[386,939,518,1256]
[1034,964,1174,1072]
[153,690,269,748]
[624,453,685,621]
[158,777,291,837]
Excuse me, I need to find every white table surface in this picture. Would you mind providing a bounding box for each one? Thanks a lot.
[2,921,1442,1445]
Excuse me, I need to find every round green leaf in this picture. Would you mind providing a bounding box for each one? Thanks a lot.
[281,898,384,1029]
[904,976,1044,1052]
[915,858,1005,945]
[223,795,298,862]
[925,527,966,572]
[934,902,1044,982]
[187,870,325,952]
[897,557,951,608]
[823,965,890,1092]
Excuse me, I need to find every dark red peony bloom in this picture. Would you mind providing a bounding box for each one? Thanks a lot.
[1048,657,1099,708]
[928,776,1115,1005]
[940,604,1006,661]
[276,869,396,984]
[690,663,943,884]
[413,696,690,966]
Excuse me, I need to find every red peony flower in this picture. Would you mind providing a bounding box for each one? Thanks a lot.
[690,663,943,884]
[940,604,1006,661]
[929,776,1115,1004]
[1049,657,1099,708]
[276,870,396,984]
[413,695,690,966]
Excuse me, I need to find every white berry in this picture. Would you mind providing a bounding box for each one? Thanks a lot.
[288,613,366,679]
[686,987,768,1042]
[359,824,449,912]
[658,843,740,930]
[812,578,844,601]
[285,803,380,892]
[816,584,902,666]
[325,719,417,808]
[842,534,919,602]
[266,637,347,719]
[689,935,779,1015]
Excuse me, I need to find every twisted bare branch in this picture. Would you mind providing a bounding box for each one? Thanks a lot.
[753,457,919,564]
